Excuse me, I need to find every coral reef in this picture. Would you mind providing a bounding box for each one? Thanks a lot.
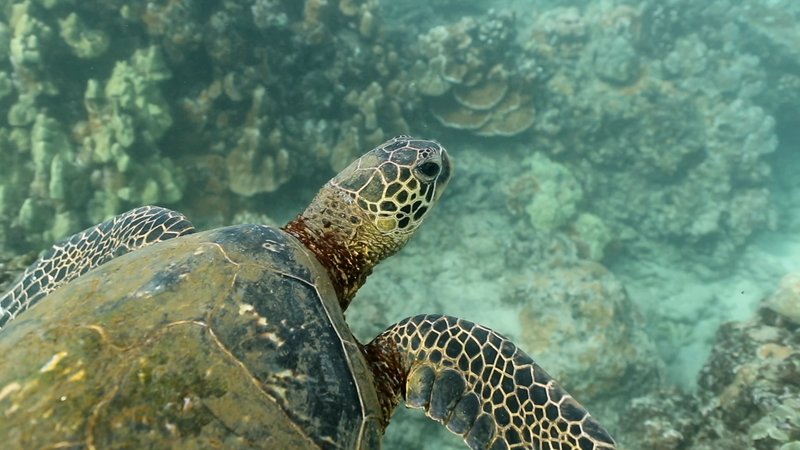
[1,0,782,268]
[571,213,613,261]
[58,13,109,59]
[0,0,799,448]
[619,277,800,449]
[506,152,583,233]
[505,152,613,261]
[0,0,406,252]
[415,10,536,137]
[510,260,663,408]
[223,86,292,197]
[616,387,699,450]
[766,274,800,324]
[522,1,780,267]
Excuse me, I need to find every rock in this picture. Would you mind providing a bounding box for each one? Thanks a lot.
[765,273,800,324]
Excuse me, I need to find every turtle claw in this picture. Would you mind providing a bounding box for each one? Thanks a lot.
[407,365,468,424]
[465,413,496,450]
[429,368,467,422]
[447,391,480,435]
[406,365,436,409]
[407,365,502,450]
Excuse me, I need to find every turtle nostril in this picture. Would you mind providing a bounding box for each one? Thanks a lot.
[417,162,440,178]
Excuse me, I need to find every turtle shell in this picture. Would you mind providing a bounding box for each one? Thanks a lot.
[0,224,383,449]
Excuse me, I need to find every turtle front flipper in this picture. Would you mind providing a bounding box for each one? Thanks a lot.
[363,314,616,450]
[0,206,195,330]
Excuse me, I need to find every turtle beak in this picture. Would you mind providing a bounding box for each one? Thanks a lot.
[433,146,452,202]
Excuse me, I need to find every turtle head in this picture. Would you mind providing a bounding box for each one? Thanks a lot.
[284,136,451,308]
[330,135,451,240]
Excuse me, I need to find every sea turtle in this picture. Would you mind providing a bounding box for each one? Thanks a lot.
[0,136,616,449]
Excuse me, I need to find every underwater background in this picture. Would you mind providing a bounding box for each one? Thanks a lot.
[0,0,798,448]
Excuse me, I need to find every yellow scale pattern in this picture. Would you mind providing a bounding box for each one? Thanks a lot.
[331,136,449,234]
[377,315,617,450]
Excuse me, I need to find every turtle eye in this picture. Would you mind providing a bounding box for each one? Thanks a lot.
[416,161,440,179]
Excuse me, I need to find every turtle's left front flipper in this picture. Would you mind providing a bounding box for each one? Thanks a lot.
[363,314,616,450]
[0,206,195,330]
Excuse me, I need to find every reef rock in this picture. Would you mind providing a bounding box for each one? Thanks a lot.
[508,260,663,410]
[619,278,800,449]
[417,10,536,137]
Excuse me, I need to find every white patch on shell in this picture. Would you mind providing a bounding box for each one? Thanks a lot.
[165,422,178,437]
[0,382,21,401]
[261,240,284,253]
[68,369,86,382]
[259,331,285,347]
[238,302,269,327]
[39,351,68,373]
[267,369,309,401]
